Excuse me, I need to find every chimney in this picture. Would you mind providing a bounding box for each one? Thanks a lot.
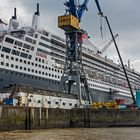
[12,8,17,20]
[35,3,40,16]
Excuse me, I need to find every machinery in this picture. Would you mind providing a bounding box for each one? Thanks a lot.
[58,0,92,105]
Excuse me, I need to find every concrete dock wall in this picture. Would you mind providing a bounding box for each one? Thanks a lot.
[70,109,140,127]
[1,106,140,130]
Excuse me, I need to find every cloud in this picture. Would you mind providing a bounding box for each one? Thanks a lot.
[132,60,140,72]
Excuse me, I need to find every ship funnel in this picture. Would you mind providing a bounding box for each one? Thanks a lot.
[32,3,40,30]
[8,7,19,31]
[35,3,40,16]
[12,8,17,20]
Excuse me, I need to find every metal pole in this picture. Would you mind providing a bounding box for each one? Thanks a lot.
[104,16,136,104]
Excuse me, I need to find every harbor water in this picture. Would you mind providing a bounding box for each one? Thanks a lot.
[0,128,140,140]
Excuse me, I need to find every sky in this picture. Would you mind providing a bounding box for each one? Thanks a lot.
[0,0,140,71]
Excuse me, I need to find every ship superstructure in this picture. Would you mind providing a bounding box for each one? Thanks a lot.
[0,4,140,104]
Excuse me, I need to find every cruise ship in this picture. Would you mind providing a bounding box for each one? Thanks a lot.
[0,4,140,104]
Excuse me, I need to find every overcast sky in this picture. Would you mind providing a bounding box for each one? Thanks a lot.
[0,0,140,71]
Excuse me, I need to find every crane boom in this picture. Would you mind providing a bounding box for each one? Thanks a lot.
[101,34,118,54]
[78,0,89,21]
[64,0,89,22]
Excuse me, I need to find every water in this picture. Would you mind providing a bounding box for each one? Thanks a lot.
[0,128,140,140]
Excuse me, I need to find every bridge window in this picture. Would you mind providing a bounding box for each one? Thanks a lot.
[5,37,14,44]
[15,40,23,47]
[20,52,28,58]
[25,37,32,43]
[23,44,30,50]
[2,47,11,53]
[12,50,20,56]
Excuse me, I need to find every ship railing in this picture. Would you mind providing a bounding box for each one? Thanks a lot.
[51,34,65,43]
[52,43,66,52]
[21,27,35,37]
[83,47,95,55]
[86,69,136,90]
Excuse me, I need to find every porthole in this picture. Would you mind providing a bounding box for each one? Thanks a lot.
[48,101,51,104]
[6,63,9,67]
[11,64,14,68]
[1,54,4,57]
[1,62,4,65]
[6,55,9,59]
[55,102,59,105]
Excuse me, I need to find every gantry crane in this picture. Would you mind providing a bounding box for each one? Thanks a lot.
[58,0,92,105]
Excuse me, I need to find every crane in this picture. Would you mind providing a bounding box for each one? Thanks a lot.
[64,0,89,22]
[95,0,136,105]
[0,18,7,26]
[58,0,92,105]
[100,34,118,54]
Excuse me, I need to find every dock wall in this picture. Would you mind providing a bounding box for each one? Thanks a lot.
[0,106,140,130]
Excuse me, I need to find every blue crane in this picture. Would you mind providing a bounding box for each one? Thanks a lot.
[64,0,89,22]
[61,0,89,61]
[58,0,92,105]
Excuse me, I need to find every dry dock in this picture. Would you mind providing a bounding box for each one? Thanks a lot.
[1,106,140,130]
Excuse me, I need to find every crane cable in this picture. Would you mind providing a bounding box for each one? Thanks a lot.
[100,16,103,39]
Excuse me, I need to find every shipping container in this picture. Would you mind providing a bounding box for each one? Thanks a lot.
[58,15,80,30]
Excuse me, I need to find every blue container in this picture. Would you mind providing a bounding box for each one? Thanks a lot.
[136,90,140,108]
[3,99,14,105]
[118,105,126,109]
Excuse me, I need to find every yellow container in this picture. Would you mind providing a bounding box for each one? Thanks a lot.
[58,15,80,30]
